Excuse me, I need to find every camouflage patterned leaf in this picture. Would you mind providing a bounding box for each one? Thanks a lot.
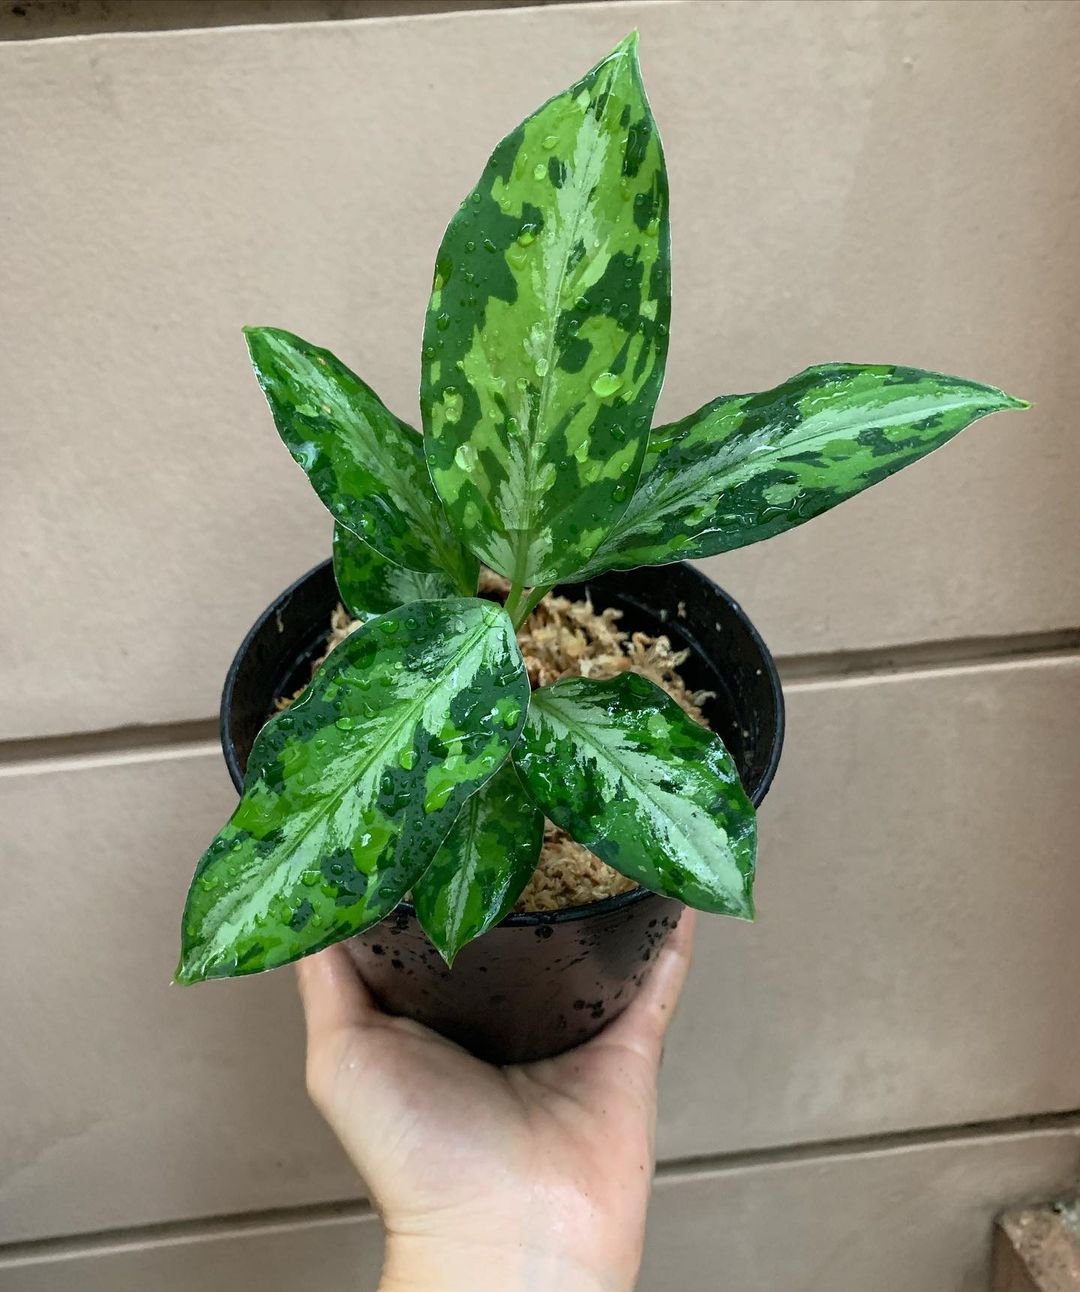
[413,762,543,966]
[245,327,477,591]
[333,523,456,622]
[177,598,529,983]
[514,673,755,918]
[422,31,671,589]
[577,364,1027,576]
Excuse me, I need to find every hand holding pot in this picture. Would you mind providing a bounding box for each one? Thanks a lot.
[297,911,696,1292]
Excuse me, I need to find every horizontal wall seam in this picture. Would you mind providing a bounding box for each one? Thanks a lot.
[1,631,1077,774]
[777,627,1080,685]
[0,720,220,775]
[3,1106,1078,1265]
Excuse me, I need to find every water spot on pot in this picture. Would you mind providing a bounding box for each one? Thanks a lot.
[535,925,554,939]
[391,958,404,970]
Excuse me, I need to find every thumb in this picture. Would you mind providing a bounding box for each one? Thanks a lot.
[595,907,696,1067]
[295,943,378,1119]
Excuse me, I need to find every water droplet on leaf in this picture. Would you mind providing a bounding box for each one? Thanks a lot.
[591,371,622,398]
[443,389,464,424]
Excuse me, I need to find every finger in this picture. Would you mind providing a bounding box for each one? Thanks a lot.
[295,943,376,1045]
[599,908,697,1065]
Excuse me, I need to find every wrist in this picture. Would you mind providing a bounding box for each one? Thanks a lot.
[379,1231,632,1292]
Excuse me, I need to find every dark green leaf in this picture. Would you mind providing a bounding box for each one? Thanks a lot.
[421,32,671,588]
[413,762,543,966]
[578,364,1027,576]
[514,672,755,917]
[177,598,529,983]
[333,523,457,621]
[245,326,477,591]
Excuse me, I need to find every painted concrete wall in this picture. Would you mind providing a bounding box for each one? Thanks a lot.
[1,1,1078,1287]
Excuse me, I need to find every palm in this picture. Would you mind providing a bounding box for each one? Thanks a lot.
[298,916,694,1292]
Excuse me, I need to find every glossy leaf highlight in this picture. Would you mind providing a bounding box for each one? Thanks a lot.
[413,762,543,966]
[578,364,1027,575]
[246,326,477,591]
[514,673,756,917]
[178,598,529,983]
[422,32,671,588]
[333,523,457,622]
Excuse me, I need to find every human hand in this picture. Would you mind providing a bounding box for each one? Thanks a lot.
[296,910,695,1292]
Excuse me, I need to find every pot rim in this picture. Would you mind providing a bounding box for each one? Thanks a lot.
[221,558,785,928]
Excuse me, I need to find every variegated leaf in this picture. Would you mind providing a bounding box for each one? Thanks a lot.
[413,762,543,966]
[245,326,477,591]
[333,523,456,622]
[422,31,671,589]
[576,364,1027,576]
[514,673,755,918]
[177,598,529,983]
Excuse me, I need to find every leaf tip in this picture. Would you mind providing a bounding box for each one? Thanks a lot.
[430,935,458,970]
[602,29,640,70]
[173,956,203,986]
[1005,393,1031,411]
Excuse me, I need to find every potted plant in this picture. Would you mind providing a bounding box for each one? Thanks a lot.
[177,33,1024,1063]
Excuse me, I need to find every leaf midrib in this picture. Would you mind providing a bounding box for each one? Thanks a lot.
[510,67,618,590]
[195,609,503,966]
[603,390,1003,554]
[531,689,742,894]
[446,794,484,945]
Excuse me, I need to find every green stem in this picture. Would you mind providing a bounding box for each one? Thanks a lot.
[512,583,553,631]
[504,578,525,626]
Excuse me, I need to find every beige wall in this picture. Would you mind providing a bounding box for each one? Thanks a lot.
[1,1,1078,1287]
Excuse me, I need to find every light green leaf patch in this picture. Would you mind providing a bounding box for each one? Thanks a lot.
[514,673,756,918]
[177,598,529,983]
[246,326,477,591]
[333,523,458,622]
[577,364,1027,575]
[422,31,671,588]
[413,762,543,966]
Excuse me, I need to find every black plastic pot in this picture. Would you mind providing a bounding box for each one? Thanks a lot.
[221,559,784,1064]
